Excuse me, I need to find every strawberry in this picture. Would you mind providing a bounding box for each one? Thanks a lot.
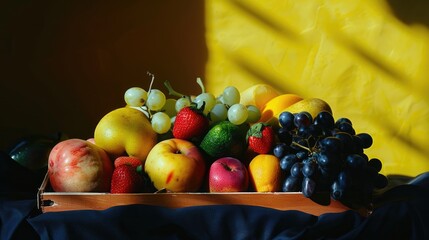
[246,123,275,154]
[172,102,210,141]
[114,156,143,168]
[110,164,143,193]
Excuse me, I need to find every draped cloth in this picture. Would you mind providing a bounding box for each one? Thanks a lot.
[2,172,428,240]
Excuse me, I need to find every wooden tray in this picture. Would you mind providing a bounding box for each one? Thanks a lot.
[37,173,351,216]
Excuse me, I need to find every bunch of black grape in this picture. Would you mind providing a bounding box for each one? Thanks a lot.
[273,111,388,208]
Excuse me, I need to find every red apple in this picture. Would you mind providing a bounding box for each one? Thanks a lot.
[209,157,249,192]
[48,138,113,192]
[145,138,206,192]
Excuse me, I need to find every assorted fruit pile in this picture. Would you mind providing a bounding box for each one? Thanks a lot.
[47,74,388,208]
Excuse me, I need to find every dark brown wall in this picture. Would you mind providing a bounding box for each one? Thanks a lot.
[0,1,207,149]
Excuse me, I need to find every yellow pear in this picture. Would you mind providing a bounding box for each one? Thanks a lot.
[240,84,280,110]
[280,98,332,119]
[266,98,332,127]
[94,107,157,162]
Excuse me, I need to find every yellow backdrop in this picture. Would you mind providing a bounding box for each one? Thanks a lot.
[204,0,429,177]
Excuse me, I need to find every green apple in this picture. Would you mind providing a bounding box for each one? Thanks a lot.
[144,138,206,192]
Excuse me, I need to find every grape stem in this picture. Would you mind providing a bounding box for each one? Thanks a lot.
[164,77,206,99]
[196,77,205,93]
[147,71,155,93]
[164,80,187,98]
[291,141,311,152]
[139,106,151,119]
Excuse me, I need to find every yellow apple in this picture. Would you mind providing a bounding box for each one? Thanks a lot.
[145,138,206,192]
[94,107,157,162]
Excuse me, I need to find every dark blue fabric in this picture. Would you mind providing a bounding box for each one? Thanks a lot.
[1,172,429,239]
[0,174,429,239]
[0,200,39,240]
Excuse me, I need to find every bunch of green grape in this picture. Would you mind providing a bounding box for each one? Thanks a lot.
[123,76,261,134]
[207,86,261,125]
[124,86,172,134]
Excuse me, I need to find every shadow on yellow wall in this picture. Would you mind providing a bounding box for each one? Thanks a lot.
[387,0,429,26]
[204,0,429,176]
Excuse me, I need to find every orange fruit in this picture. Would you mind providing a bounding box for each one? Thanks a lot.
[259,94,303,123]
[248,154,283,192]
